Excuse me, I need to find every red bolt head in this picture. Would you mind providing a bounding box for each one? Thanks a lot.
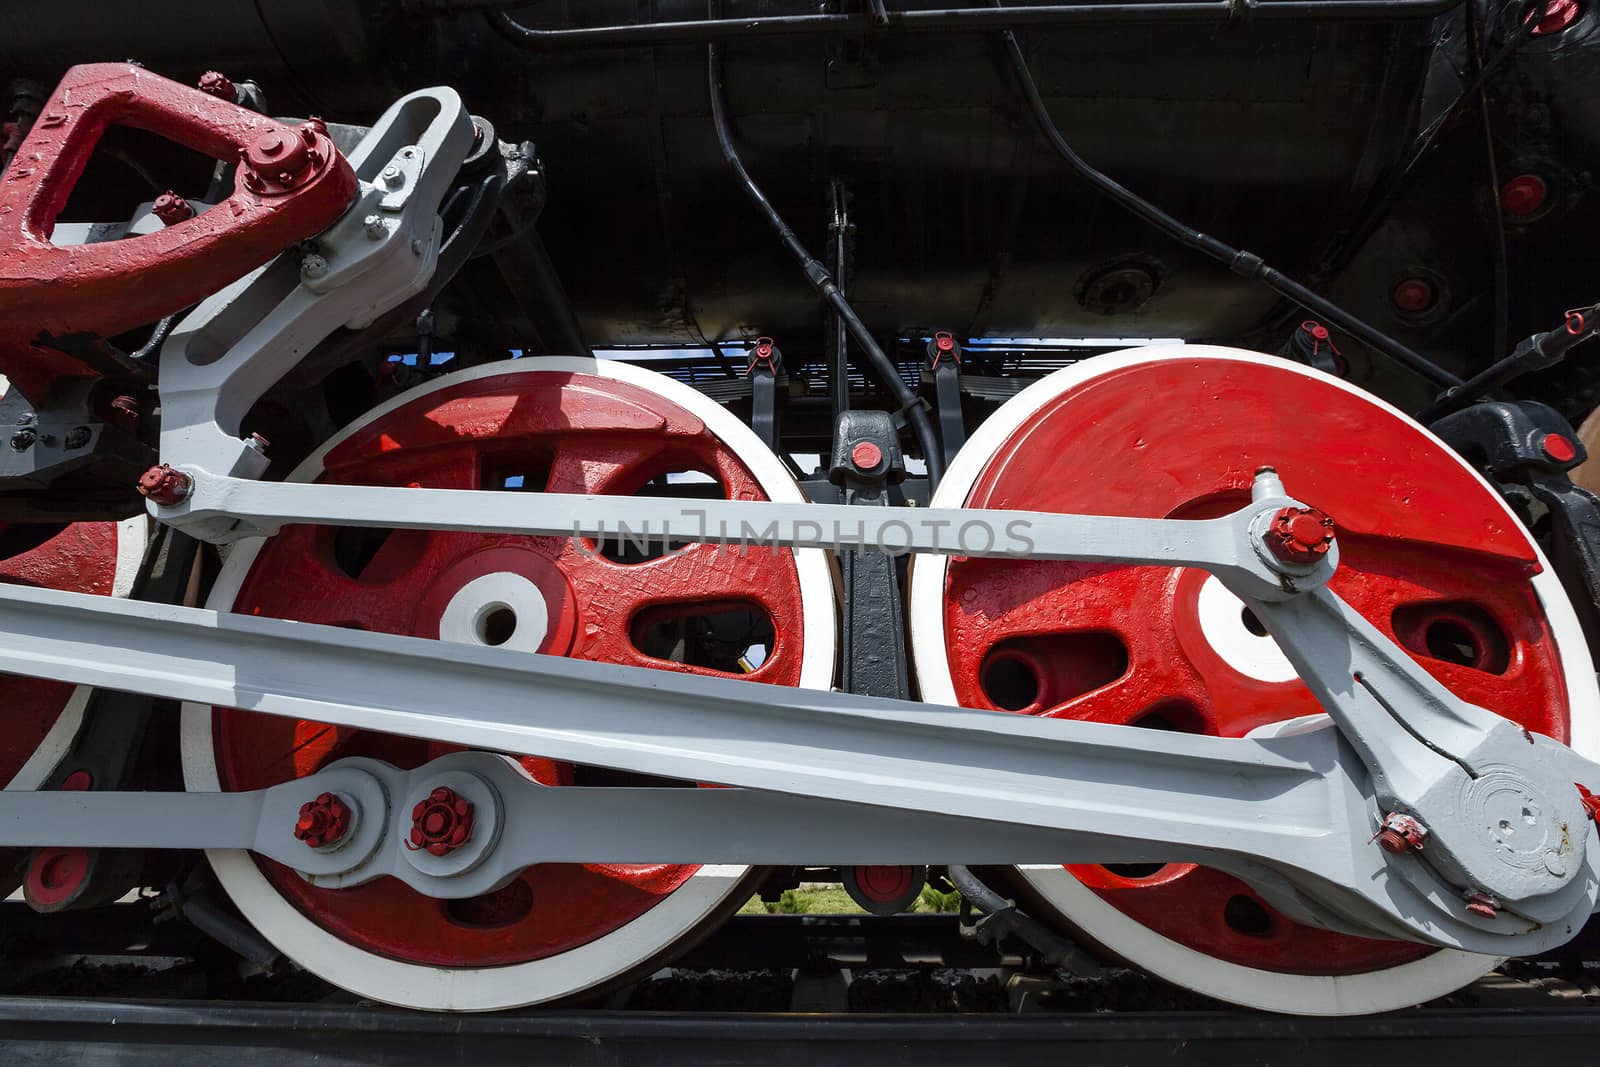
[243,127,313,188]
[408,786,475,856]
[136,464,191,506]
[1543,433,1578,463]
[197,71,236,101]
[1501,174,1549,220]
[1391,278,1436,314]
[1529,0,1583,35]
[1265,506,1335,565]
[152,191,193,226]
[294,792,352,849]
[1376,812,1427,854]
[60,770,93,791]
[851,441,884,471]
[1465,895,1499,919]
[934,332,956,352]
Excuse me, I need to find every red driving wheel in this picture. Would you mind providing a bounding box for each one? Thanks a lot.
[910,347,1594,1013]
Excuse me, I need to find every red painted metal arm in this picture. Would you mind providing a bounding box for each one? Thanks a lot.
[0,63,358,402]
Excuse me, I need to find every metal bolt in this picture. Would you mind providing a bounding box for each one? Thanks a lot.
[407,786,475,857]
[1501,174,1549,220]
[64,426,90,450]
[410,238,424,256]
[9,428,35,451]
[196,70,236,101]
[294,792,352,849]
[244,432,270,455]
[851,441,884,471]
[1542,433,1578,463]
[363,214,385,240]
[136,464,191,506]
[1264,506,1335,566]
[1391,278,1435,314]
[107,395,141,433]
[1376,812,1428,854]
[300,253,329,280]
[152,190,193,226]
[381,164,401,185]
[243,127,313,192]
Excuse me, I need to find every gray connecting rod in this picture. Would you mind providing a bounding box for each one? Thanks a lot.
[0,577,1594,954]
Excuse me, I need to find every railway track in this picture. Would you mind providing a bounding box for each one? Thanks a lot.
[2,908,1599,1064]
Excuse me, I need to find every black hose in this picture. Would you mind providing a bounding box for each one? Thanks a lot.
[1317,0,1539,278]
[946,865,1102,976]
[996,24,1464,389]
[706,27,946,484]
[483,1,1465,49]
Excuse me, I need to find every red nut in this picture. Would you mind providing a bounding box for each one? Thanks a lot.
[136,464,191,506]
[197,71,236,101]
[408,786,475,857]
[1376,812,1428,854]
[294,792,352,849]
[1264,506,1335,566]
[152,191,193,226]
[851,441,884,471]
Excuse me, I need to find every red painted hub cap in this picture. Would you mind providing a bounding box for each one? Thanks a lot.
[212,369,810,967]
[940,358,1568,976]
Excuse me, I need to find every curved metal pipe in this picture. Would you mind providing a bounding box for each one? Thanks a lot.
[706,28,946,484]
[945,865,1103,977]
[995,20,1463,389]
[483,0,1465,49]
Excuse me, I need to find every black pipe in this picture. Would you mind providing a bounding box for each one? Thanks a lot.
[996,23,1464,389]
[1416,309,1600,424]
[707,27,946,485]
[484,0,1464,49]
[945,865,1103,977]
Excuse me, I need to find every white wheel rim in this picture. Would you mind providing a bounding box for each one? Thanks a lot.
[182,356,837,1011]
[907,344,1600,1015]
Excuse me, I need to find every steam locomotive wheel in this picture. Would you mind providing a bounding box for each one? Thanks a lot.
[180,357,836,1011]
[908,345,1600,1015]
[0,516,146,794]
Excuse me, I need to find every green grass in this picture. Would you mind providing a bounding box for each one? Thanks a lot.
[736,881,963,915]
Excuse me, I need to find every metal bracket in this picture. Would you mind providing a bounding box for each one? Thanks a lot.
[155,86,474,488]
[0,64,357,405]
[747,336,783,453]
[924,331,965,469]
[830,409,910,699]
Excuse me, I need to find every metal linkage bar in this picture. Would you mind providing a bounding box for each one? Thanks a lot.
[4,469,1582,944]
[153,468,1600,898]
[0,751,1340,902]
[161,467,1311,603]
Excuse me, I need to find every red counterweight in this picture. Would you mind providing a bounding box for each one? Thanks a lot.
[0,63,358,403]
